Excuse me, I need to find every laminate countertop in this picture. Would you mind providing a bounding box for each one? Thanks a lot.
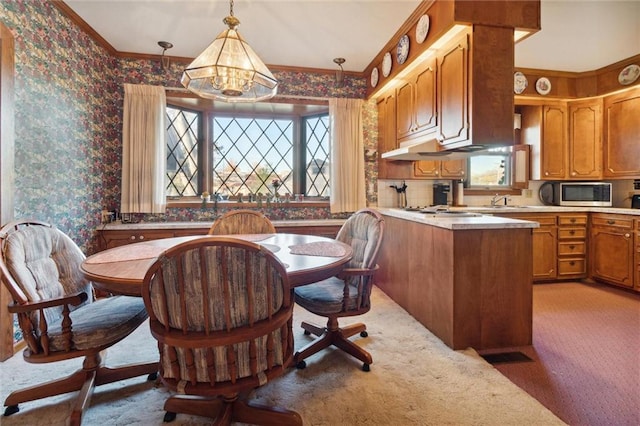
[98,219,346,230]
[376,208,539,230]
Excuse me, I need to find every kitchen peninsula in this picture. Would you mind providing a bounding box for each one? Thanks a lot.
[374,208,538,351]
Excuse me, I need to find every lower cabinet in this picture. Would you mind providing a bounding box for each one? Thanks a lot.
[97,224,342,251]
[590,213,635,289]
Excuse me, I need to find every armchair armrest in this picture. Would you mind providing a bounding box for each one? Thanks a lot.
[8,291,89,314]
[338,264,379,279]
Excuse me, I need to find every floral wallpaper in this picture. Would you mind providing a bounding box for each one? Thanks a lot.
[0,1,379,255]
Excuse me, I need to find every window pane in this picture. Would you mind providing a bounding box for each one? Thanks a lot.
[304,115,330,197]
[166,106,200,196]
[212,117,293,197]
[468,153,511,186]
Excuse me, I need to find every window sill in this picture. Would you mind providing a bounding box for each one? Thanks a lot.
[167,200,330,209]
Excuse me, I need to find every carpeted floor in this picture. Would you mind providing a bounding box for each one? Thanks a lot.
[0,286,564,425]
[488,281,640,426]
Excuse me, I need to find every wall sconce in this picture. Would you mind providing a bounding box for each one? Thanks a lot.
[333,57,345,87]
[158,41,173,71]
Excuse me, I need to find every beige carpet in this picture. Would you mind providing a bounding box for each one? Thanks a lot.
[0,287,564,425]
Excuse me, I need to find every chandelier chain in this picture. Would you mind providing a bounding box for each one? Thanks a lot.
[229,0,234,17]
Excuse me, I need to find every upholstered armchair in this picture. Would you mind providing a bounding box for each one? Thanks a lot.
[293,208,385,372]
[141,236,302,424]
[208,209,276,235]
[0,219,158,425]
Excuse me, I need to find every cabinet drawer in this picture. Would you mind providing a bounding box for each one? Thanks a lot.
[558,241,586,256]
[557,228,587,239]
[591,216,633,229]
[558,215,588,226]
[558,258,587,276]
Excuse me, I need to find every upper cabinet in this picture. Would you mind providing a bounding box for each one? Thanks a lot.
[522,97,605,180]
[377,90,413,180]
[603,87,640,179]
[569,98,603,179]
[396,57,437,143]
[437,32,469,147]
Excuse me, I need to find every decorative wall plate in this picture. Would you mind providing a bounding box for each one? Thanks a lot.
[382,52,392,77]
[535,77,551,95]
[415,14,430,44]
[618,64,640,85]
[514,71,528,94]
[397,34,410,65]
[370,67,379,88]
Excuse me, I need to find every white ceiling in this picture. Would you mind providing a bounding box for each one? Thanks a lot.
[64,0,640,73]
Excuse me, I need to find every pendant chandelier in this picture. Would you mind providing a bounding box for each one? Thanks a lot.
[181,0,278,103]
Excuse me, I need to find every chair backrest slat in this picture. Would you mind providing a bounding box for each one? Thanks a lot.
[208,210,276,235]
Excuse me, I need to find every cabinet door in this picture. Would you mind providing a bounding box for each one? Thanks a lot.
[414,160,440,178]
[532,225,557,280]
[440,159,466,178]
[590,226,634,288]
[377,92,413,179]
[603,88,640,178]
[541,105,568,179]
[569,99,602,179]
[437,32,469,146]
[413,62,437,135]
[396,81,414,140]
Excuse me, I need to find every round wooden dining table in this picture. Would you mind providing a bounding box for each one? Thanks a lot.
[81,233,353,296]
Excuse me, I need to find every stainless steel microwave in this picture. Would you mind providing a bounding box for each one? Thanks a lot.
[539,182,612,207]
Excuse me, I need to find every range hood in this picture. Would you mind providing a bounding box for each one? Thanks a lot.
[381,138,491,161]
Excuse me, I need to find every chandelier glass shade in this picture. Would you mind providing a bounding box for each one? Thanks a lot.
[181,6,278,103]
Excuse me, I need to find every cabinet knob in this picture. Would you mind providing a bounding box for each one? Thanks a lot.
[569,230,575,235]
[129,235,136,240]
[571,172,576,176]
[625,233,630,238]
[569,261,575,266]
[544,172,549,176]
[139,235,145,240]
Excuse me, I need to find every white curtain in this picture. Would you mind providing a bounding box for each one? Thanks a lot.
[120,84,166,213]
[329,98,366,213]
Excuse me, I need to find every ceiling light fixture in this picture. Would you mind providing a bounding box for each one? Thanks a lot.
[334,57,346,87]
[181,0,278,103]
[158,41,173,70]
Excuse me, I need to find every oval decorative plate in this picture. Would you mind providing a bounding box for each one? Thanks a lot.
[514,71,528,94]
[397,34,410,65]
[381,52,392,77]
[618,64,640,85]
[535,77,551,95]
[370,67,379,88]
[415,14,430,44]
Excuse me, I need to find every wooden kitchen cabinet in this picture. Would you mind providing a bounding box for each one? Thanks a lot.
[521,103,568,180]
[98,228,207,250]
[635,219,640,291]
[556,213,588,279]
[590,213,634,288]
[603,87,640,179]
[396,58,437,142]
[377,90,413,179]
[568,98,602,179]
[414,159,466,179]
[501,213,557,281]
[437,31,469,147]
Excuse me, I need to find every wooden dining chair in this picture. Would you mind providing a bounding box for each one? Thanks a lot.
[208,209,276,235]
[293,208,385,372]
[141,236,302,425]
[0,219,158,425]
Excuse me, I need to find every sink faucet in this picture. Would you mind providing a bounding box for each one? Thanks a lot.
[490,194,509,206]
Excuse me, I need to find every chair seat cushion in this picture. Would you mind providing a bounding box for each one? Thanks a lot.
[47,295,148,352]
[294,277,358,316]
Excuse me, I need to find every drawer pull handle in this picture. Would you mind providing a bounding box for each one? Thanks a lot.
[569,261,575,266]
[569,230,575,235]
[607,220,615,225]
[570,218,576,223]
[569,245,575,250]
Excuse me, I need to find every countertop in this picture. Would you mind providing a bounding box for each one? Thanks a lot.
[445,205,640,216]
[98,219,346,231]
[375,208,539,230]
